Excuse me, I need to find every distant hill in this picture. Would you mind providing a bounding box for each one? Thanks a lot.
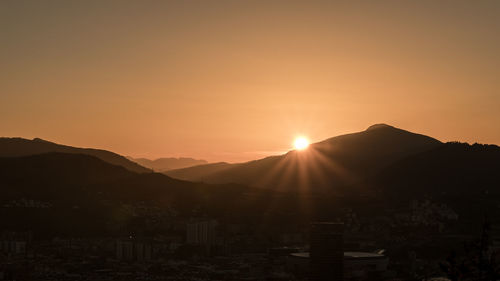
[0,152,199,203]
[164,162,236,180]
[361,142,500,200]
[0,153,260,236]
[0,153,351,238]
[346,141,500,225]
[166,124,442,192]
[128,156,208,172]
[0,152,133,188]
[2,133,500,238]
[0,137,150,173]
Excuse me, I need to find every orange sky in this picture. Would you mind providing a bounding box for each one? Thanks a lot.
[1,0,499,163]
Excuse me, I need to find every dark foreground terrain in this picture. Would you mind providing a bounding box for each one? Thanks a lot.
[1,125,499,280]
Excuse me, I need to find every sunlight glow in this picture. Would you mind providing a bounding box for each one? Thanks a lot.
[293,137,309,150]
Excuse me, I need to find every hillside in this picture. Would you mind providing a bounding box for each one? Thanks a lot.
[362,142,500,200]
[2,139,500,238]
[0,153,282,236]
[0,137,150,173]
[166,124,442,192]
[128,156,208,172]
[165,162,236,181]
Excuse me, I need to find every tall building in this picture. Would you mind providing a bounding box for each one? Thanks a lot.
[0,231,31,256]
[135,242,152,261]
[116,239,152,261]
[186,219,218,245]
[309,222,344,281]
[116,240,134,261]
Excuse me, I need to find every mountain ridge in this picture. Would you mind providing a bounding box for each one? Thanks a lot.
[128,156,208,172]
[0,137,150,173]
[165,124,442,191]
[0,152,255,236]
[2,126,500,237]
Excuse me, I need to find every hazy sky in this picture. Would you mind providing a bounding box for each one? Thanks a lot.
[1,0,499,162]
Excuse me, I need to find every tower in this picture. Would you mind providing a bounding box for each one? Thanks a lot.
[309,222,344,281]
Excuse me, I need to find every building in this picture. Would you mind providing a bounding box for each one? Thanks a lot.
[116,238,152,261]
[135,242,152,261]
[186,219,218,245]
[0,240,26,255]
[116,240,134,260]
[309,222,344,281]
[287,251,389,281]
[0,231,30,256]
[343,252,389,280]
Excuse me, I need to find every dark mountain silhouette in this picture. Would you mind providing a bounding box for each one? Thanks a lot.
[2,129,500,238]
[0,152,132,188]
[359,142,500,203]
[0,153,261,236]
[166,124,442,192]
[0,152,212,204]
[128,156,208,172]
[0,153,354,237]
[164,161,236,180]
[343,141,500,228]
[0,137,150,173]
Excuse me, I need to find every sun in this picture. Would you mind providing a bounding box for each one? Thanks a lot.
[293,137,309,150]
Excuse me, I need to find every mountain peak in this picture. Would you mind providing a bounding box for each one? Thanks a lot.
[0,137,150,173]
[33,137,51,143]
[366,124,395,131]
[128,156,208,172]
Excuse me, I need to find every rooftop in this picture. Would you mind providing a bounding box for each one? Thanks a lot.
[290,252,386,260]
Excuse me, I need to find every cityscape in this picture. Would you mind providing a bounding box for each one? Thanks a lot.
[1,1,500,280]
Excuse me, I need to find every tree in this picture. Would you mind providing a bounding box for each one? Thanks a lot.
[440,218,500,281]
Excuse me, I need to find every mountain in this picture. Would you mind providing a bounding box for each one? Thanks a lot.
[361,142,500,200]
[166,124,442,192]
[348,141,500,225]
[0,152,132,187]
[128,157,208,172]
[0,152,338,238]
[0,153,261,236]
[2,131,499,238]
[0,137,150,173]
[0,152,206,203]
[164,161,236,180]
